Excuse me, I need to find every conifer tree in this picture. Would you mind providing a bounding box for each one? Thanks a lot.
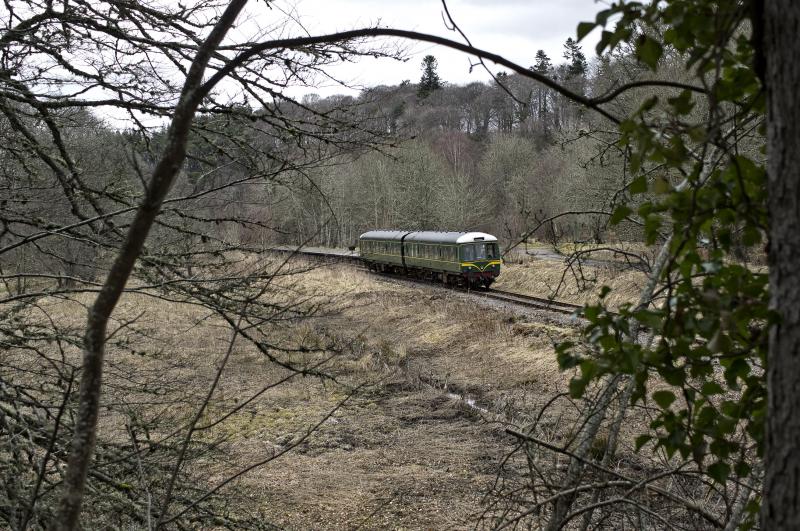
[417,54,442,98]
[563,37,588,78]
[533,50,553,126]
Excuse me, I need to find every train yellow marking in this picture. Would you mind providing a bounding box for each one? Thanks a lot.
[461,260,501,271]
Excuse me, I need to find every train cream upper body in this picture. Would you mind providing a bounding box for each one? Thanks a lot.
[454,232,497,244]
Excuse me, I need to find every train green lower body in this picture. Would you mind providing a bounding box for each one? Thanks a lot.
[362,253,501,288]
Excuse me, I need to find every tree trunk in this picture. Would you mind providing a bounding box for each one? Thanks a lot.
[52,2,248,528]
[763,1,800,527]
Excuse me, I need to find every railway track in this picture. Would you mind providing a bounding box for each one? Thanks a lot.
[269,246,585,316]
[471,289,583,315]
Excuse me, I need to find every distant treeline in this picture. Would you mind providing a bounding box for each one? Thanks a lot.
[266,41,674,248]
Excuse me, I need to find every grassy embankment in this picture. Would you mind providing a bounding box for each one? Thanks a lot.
[5,255,648,528]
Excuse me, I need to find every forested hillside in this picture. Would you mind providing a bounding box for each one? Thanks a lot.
[234,43,669,248]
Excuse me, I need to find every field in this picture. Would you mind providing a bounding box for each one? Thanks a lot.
[6,256,652,528]
[495,255,648,310]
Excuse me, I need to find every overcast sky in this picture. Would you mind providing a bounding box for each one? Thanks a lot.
[264,0,605,97]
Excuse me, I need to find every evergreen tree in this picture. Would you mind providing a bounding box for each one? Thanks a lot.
[417,54,442,98]
[532,50,553,128]
[533,49,552,74]
[561,38,588,123]
[563,37,588,78]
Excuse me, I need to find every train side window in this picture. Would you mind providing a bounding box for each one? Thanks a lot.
[463,244,474,261]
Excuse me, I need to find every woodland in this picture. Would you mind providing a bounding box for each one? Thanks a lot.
[1,0,799,530]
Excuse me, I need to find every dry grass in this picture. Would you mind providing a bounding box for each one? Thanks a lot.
[495,259,646,310]
[8,255,649,528]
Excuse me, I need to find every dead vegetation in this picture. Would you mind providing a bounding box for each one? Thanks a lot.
[4,255,598,528]
[12,253,738,528]
[495,258,647,311]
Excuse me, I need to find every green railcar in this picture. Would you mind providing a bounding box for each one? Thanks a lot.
[359,230,501,287]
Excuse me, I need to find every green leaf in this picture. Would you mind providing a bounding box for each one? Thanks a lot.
[635,434,652,450]
[652,390,676,409]
[735,461,752,478]
[651,176,671,194]
[629,176,647,194]
[707,461,731,483]
[609,205,632,225]
[667,90,695,115]
[594,9,611,26]
[577,21,596,41]
[569,377,588,398]
[637,36,663,70]
[701,381,725,395]
[742,227,762,246]
[596,30,613,56]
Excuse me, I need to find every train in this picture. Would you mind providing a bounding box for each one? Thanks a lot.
[358,230,502,288]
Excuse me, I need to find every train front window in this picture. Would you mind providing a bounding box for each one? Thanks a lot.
[475,243,487,260]
[487,243,498,259]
